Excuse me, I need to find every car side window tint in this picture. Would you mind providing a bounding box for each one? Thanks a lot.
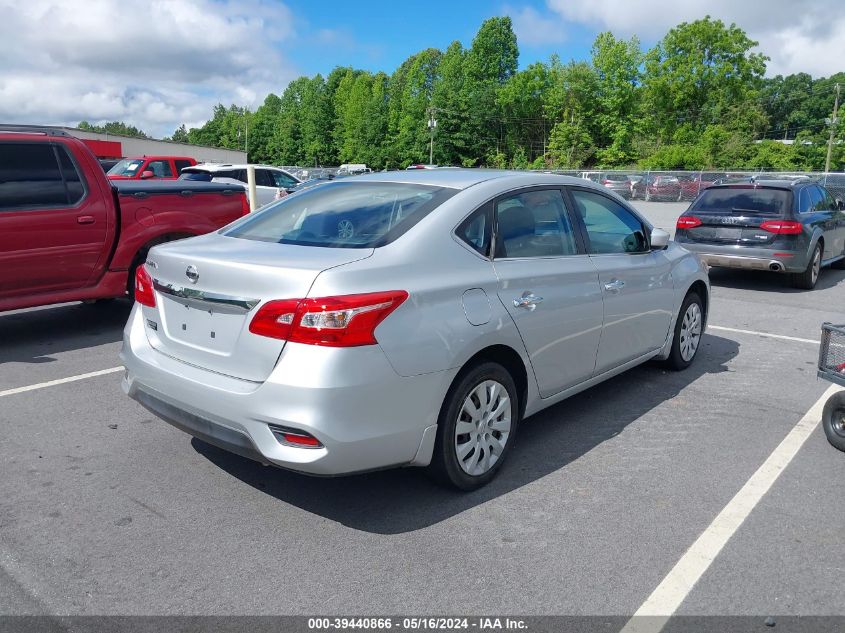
[145,160,173,178]
[456,205,492,257]
[255,169,275,187]
[570,189,648,254]
[0,142,68,211]
[56,145,85,205]
[174,160,193,174]
[808,185,827,212]
[798,188,812,213]
[494,189,577,258]
[821,187,837,210]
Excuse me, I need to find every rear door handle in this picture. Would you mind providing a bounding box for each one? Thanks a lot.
[604,279,625,292]
[513,292,543,310]
[77,215,95,224]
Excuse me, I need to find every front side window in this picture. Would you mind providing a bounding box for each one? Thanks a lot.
[224,181,457,248]
[809,185,829,211]
[270,170,298,188]
[0,142,81,211]
[145,160,173,178]
[569,189,647,254]
[255,169,275,187]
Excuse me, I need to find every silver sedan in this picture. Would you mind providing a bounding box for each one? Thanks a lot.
[121,170,709,490]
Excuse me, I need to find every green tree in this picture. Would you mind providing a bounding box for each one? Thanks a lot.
[642,17,768,144]
[78,120,149,139]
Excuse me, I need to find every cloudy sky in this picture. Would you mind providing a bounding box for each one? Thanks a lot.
[1,0,842,138]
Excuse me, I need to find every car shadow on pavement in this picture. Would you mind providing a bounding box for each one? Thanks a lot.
[0,300,131,364]
[194,332,739,535]
[708,267,845,292]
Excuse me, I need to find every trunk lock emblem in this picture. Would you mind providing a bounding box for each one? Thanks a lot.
[185,265,199,284]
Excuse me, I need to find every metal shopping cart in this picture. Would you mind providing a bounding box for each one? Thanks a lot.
[818,323,845,452]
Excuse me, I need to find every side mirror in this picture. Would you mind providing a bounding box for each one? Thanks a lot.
[650,227,670,250]
[140,170,155,179]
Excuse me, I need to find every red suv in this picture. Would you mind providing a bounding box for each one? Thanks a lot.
[107,156,196,180]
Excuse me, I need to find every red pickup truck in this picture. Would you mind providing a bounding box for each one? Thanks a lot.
[107,155,197,180]
[0,126,249,312]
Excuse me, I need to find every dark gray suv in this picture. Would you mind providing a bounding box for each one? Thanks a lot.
[674,177,845,289]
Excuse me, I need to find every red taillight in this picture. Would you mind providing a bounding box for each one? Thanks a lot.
[601,179,611,185]
[676,216,702,229]
[134,265,156,307]
[760,220,803,235]
[249,291,408,347]
[240,193,251,216]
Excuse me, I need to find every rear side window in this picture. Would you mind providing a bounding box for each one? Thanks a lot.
[494,189,577,258]
[174,159,193,174]
[224,181,457,248]
[690,188,791,216]
[255,169,275,187]
[0,142,85,211]
[456,205,492,257]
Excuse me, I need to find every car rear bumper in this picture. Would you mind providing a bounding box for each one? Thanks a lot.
[678,242,808,273]
[119,304,455,475]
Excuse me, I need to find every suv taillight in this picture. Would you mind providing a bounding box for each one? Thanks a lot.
[134,265,156,307]
[676,216,702,229]
[249,291,408,347]
[241,193,251,216]
[760,220,803,235]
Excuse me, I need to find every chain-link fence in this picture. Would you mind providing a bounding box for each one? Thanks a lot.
[534,170,845,203]
[275,166,845,201]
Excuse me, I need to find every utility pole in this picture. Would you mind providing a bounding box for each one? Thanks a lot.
[825,83,840,173]
[427,107,437,165]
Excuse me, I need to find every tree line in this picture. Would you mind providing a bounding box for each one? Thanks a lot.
[87,16,845,171]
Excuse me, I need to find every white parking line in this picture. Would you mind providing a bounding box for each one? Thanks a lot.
[709,325,819,345]
[619,384,842,633]
[0,367,123,398]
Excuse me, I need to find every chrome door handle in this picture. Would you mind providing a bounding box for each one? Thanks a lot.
[513,293,543,310]
[604,279,625,292]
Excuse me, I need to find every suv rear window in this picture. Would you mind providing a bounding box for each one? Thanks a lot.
[224,181,457,248]
[690,187,791,216]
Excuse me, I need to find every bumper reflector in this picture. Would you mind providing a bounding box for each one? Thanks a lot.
[268,424,323,449]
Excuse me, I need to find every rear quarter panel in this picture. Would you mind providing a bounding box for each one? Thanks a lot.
[110,189,246,270]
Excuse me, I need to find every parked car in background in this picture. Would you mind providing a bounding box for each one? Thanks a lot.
[121,169,709,490]
[107,156,197,180]
[579,171,602,183]
[406,164,439,170]
[674,177,845,289]
[600,173,633,199]
[631,174,682,201]
[180,164,301,209]
[677,173,721,201]
[0,126,250,312]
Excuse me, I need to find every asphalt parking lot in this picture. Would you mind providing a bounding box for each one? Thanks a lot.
[1,201,844,620]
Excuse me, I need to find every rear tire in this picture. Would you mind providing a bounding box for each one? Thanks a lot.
[791,243,821,290]
[428,362,519,491]
[822,391,845,452]
[665,292,704,371]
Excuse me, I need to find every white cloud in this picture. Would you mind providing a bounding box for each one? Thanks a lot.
[0,0,299,137]
[543,0,845,77]
[505,5,567,46]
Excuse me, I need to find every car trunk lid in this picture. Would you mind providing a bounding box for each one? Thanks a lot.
[141,234,372,382]
[683,186,792,245]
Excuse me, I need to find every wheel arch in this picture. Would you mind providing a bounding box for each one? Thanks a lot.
[126,232,196,293]
[453,344,530,419]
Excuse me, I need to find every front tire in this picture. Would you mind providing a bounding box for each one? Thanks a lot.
[428,362,519,490]
[665,292,704,371]
[822,391,845,452]
[791,243,821,290]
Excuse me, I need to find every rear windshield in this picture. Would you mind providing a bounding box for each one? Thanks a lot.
[179,169,238,181]
[690,187,791,216]
[107,159,145,177]
[224,181,457,248]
